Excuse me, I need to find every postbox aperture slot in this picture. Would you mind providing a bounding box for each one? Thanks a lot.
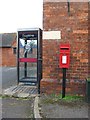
[60,48,69,50]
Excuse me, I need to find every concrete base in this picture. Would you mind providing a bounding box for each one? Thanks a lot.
[3,83,38,98]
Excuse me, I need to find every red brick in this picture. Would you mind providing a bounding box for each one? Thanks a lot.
[41,2,88,95]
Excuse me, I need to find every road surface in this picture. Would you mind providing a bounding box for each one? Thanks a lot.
[1,66,37,93]
[2,67,17,90]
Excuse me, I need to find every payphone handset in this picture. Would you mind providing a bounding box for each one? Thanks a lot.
[24,40,35,54]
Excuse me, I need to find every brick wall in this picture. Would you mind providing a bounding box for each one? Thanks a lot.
[1,47,17,66]
[41,2,88,95]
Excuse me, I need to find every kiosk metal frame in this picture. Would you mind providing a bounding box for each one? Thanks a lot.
[17,28,42,94]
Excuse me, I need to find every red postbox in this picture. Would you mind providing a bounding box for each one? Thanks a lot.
[60,44,70,68]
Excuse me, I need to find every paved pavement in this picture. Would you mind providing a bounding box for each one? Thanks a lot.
[0,98,2,119]
[2,97,34,118]
[1,83,41,119]
[39,95,89,119]
[1,67,40,119]
[1,67,89,119]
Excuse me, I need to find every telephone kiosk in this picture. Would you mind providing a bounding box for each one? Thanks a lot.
[17,28,42,94]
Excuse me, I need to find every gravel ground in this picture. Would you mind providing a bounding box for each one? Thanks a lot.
[39,95,89,119]
[2,97,34,119]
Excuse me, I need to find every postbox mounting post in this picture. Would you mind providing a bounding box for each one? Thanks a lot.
[62,68,66,98]
[59,44,70,98]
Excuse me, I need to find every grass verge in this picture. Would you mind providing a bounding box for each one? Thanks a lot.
[41,94,85,104]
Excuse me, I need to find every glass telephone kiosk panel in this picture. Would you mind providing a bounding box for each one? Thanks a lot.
[17,28,42,87]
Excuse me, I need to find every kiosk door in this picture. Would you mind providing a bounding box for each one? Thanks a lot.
[17,28,42,86]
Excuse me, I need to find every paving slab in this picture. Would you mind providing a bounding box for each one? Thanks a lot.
[1,83,42,119]
[17,93,30,98]
[2,97,34,118]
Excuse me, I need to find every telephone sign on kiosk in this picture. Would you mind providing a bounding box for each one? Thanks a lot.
[60,44,70,68]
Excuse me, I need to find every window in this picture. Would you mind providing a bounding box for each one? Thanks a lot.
[13,47,17,54]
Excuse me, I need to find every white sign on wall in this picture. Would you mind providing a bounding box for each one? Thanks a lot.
[43,31,61,40]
